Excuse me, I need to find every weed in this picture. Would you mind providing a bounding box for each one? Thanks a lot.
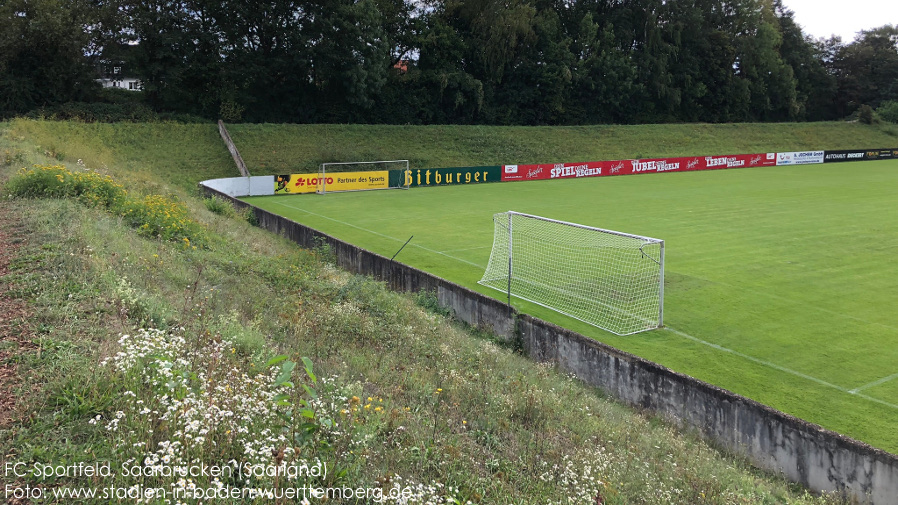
[242,206,259,226]
[204,195,237,217]
[7,164,208,247]
[415,290,452,318]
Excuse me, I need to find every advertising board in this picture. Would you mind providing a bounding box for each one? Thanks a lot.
[275,171,389,194]
[501,153,776,182]
[823,150,867,163]
[399,166,502,187]
[776,151,825,166]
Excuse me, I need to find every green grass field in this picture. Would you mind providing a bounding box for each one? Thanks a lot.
[245,160,898,452]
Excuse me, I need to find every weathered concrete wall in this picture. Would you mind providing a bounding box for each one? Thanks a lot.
[219,191,517,340]
[201,182,898,504]
[517,316,898,504]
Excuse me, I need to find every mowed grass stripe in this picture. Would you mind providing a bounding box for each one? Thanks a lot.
[244,160,898,451]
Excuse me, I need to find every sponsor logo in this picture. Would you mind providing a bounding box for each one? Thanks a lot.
[609,161,624,174]
[705,156,745,168]
[631,160,680,173]
[687,159,700,170]
[750,155,762,166]
[893,150,898,157]
[778,151,824,165]
[504,165,518,174]
[866,151,880,159]
[767,153,776,160]
[550,163,601,178]
[526,167,544,179]
[825,153,847,160]
[406,168,495,186]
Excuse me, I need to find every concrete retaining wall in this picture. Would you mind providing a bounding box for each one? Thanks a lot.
[201,180,898,504]
[203,176,274,197]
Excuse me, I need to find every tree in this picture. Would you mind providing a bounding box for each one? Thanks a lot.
[831,25,898,117]
[0,0,101,114]
[772,0,836,120]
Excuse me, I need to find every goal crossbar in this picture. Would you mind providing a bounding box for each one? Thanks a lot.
[479,211,665,336]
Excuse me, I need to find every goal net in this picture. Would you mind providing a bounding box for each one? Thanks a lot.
[317,160,410,194]
[479,211,664,336]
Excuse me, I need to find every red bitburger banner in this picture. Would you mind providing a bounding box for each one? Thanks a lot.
[501,153,777,182]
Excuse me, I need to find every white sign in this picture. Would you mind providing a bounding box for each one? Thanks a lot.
[776,151,825,166]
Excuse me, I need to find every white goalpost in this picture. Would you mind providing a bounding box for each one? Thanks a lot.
[479,211,664,336]
[317,160,409,194]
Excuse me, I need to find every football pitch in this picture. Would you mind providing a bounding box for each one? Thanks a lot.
[243,160,898,452]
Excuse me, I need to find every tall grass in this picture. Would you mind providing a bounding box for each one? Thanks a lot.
[0,122,848,503]
[8,119,898,194]
[7,164,207,247]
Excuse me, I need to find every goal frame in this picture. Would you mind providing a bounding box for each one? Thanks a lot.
[317,159,410,194]
[479,211,665,335]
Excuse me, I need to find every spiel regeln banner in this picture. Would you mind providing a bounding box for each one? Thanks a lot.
[501,153,777,182]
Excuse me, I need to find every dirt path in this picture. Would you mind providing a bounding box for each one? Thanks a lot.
[0,204,33,427]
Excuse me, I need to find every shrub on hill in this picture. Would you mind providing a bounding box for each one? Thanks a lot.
[877,101,898,123]
[7,164,207,246]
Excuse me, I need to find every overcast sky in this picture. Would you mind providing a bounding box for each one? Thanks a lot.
[782,0,897,42]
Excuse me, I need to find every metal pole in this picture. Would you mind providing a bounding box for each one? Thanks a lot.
[320,164,326,194]
[658,240,665,328]
[507,212,513,308]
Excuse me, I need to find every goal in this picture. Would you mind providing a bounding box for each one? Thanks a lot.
[317,160,410,194]
[478,211,664,336]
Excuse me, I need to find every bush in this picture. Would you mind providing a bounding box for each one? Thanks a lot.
[6,164,207,247]
[204,195,237,218]
[857,104,878,125]
[5,164,125,208]
[25,102,159,123]
[877,100,898,124]
[119,194,207,245]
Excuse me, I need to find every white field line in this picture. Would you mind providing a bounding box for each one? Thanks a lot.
[270,200,898,410]
[851,372,898,394]
[272,201,485,268]
[438,246,491,253]
[665,327,898,410]
[685,272,898,333]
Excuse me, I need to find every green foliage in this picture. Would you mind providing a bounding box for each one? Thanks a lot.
[415,290,452,318]
[203,195,236,218]
[242,206,259,226]
[2,1,896,125]
[877,101,898,123]
[5,164,125,208]
[0,0,104,114]
[25,102,159,123]
[858,104,877,125]
[3,148,25,166]
[7,164,206,247]
[118,194,207,246]
[832,25,898,118]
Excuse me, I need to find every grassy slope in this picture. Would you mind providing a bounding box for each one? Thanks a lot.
[0,121,850,504]
[9,119,898,186]
[227,122,898,174]
[244,161,898,453]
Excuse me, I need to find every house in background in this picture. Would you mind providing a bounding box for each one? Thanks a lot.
[98,65,141,91]
[96,44,142,91]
